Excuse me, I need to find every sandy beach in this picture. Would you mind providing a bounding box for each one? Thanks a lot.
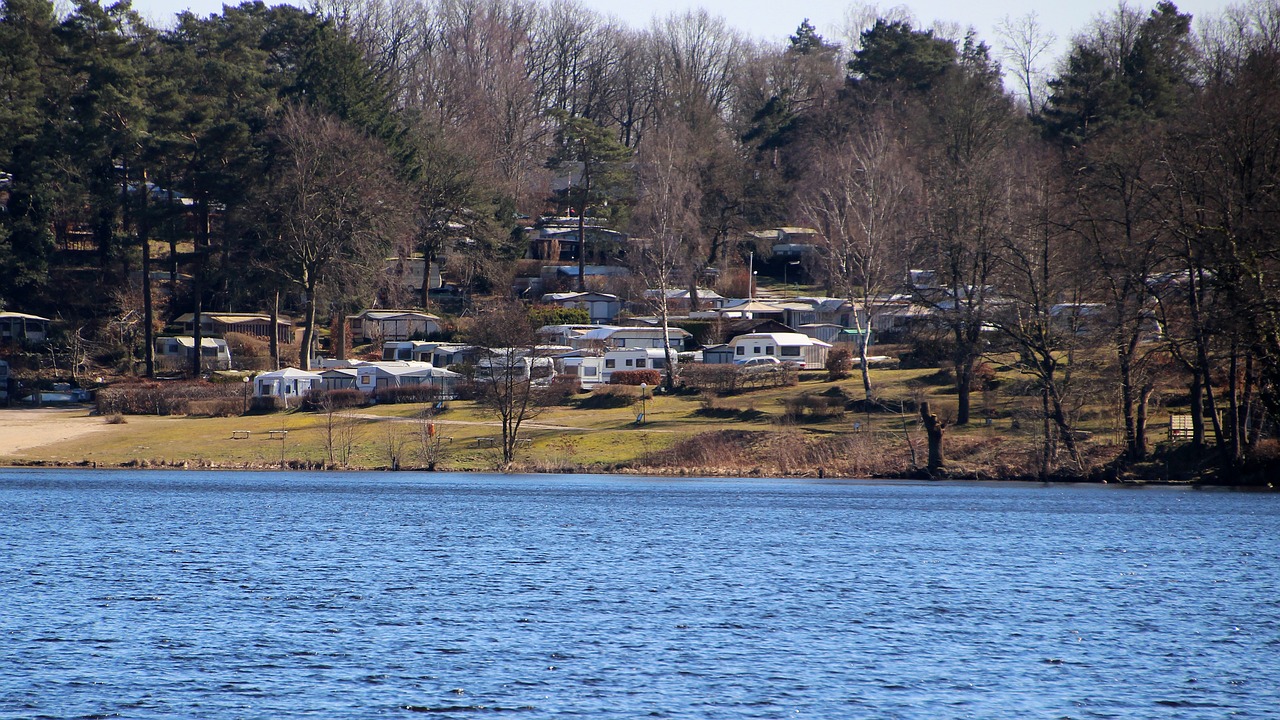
[0,406,111,456]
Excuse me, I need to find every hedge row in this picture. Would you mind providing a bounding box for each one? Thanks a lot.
[96,381,244,416]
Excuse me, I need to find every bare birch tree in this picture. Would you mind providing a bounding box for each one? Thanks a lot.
[630,123,702,391]
[797,108,914,401]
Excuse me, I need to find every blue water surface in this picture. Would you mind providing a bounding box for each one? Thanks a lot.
[1,469,1278,719]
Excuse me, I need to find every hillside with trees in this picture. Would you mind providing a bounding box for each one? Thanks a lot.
[2,0,1278,482]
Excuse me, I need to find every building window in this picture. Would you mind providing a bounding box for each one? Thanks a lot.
[736,346,745,355]
[605,359,615,368]
[781,346,801,357]
[765,346,774,355]
[636,359,646,368]
[754,346,762,354]
[625,359,634,367]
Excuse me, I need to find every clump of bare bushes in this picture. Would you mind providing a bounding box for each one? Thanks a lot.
[97,381,244,416]
[576,385,638,409]
[780,393,847,423]
[224,332,298,370]
[302,388,365,411]
[641,429,911,478]
[372,385,442,405]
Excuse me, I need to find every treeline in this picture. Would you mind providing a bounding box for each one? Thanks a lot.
[2,0,1279,478]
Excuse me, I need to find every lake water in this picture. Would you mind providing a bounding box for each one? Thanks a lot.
[2,470,1277,719]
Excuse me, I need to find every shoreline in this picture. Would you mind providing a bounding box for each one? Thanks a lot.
[0,406,1265,489]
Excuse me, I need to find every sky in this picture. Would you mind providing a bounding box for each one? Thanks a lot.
[129,0,1234,65]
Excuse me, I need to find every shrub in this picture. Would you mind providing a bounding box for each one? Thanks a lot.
[826,348,853,381]
[610,369,661,386]
[302,388,366,411]
[527,305,590,327]
[680,364,741,394]
[96,380,243,416]
[223,332,299,369]
[186,398,244,417]
[546,374,582,404]
[373,385,441,405]
[103,413,126,425]
[972,362,1000,390]
[781,393,847,423]
[576,385,638,409]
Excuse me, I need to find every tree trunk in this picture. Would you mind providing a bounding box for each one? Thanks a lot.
[920,401,945,474]
[1190,370,1205,451]
[300,282,317,371]
[955,360,973,425]
[140,169,154,379]
[270,291,281,371]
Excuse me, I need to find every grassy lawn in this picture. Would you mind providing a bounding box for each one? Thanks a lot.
[8,360,1175,475]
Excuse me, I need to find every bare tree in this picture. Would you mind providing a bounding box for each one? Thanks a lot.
[467,301,550,466]
[322,396,363,468]
[252,105,413,370]
[991,143,1088,473]
[996,12,1056,115]
[630,123,702,391]
[414,407,447,470]
[796,107,914,401]
[913,40,1017,425]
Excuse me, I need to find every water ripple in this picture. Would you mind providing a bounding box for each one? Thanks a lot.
[1,469,1277,719]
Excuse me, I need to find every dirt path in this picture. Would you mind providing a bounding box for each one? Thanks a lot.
[0,406,112,456]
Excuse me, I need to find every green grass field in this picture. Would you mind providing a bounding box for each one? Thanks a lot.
[6,358,1188,479]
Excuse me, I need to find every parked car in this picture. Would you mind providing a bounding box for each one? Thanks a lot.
[737,356,781,368]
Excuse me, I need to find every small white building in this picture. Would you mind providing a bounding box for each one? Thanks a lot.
[155,336,232,371]
[254,367,322,403]
[573,325,692,351]
[540,291,622,323]
[382,340,436,361]
[0,312,51,344]
[348,309,442,343]
[728,332,831,369]
[354,361,462,398]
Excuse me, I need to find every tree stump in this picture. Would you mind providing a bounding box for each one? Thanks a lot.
[920,401,946,474]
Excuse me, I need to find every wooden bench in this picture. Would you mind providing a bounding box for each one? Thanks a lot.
[474,436,498,448]
[231,430,250,440]
[268,429,289,440]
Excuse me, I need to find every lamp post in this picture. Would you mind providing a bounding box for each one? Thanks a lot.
[242,375,250,414]
[639,382,647,424]
[786,260,801,294]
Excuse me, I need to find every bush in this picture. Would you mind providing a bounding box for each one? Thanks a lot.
[186,398,245,417]
[899,336,954,369]
[96,381,243,416]
[224,332,299,370]
[610,369,661,386]
[576,385,638,409]
[781,393,847,423]
[680,364,742,394]
[826,348,853,381]
[527,305,590,327]
[546,374,582,404]
[302,388,366,411]
[373,385,441,405]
